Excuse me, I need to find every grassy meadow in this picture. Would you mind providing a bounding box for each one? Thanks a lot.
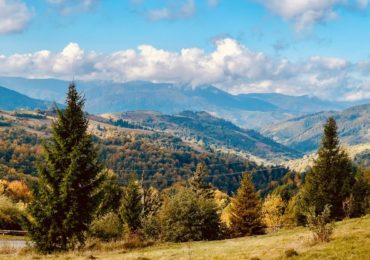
[0,214,369,260]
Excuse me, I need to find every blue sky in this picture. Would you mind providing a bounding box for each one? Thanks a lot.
[0,0,370,100]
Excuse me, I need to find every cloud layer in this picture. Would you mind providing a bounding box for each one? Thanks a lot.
[47,0,98,14]
[0,39,368,101]
[0,0,33,35]
[256,0,369,31]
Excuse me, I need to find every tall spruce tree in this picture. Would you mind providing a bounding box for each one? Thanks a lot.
[24,83,103,253]
[189,162,214,199]
[119,177,143,233]
[229,173,264,237]
[301,117,354,219]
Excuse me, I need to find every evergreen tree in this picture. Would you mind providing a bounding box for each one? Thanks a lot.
[119,177,142,233]
[300,117,354,219]
[189,162,214,199]
[24,83,103,253]
[229,173,264,237]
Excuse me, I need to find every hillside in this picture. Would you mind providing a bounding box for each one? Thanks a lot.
[0,109,291,193]
[3,214,369,259]
[262,104,370,153]
[0,86,50,111]
[285,143,370,173]
[1,77,366,128]
[102,110,301,161]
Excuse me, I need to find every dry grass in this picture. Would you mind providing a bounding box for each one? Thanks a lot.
[0,243,17,255]
[1,215,370,260]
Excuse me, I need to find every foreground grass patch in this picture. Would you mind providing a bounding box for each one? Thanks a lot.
[1,215,370,260]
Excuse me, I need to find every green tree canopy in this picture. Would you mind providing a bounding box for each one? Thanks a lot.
[300,117,355,219]
[160,187,220,242]
[119,176,143,233]
[24,83,103,253]
[189,162,214,199]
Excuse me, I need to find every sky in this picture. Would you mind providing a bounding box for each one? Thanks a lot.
[0,0,370,101]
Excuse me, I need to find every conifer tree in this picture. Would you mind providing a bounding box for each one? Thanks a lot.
[229,173,264,237]
[119,177,142,233]
[24,83,103,253]
[189,162,214,199]
[301,117,354,219]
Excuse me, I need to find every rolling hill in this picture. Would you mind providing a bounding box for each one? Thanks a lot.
[262,103,370,153]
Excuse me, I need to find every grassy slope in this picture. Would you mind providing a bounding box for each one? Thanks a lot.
[2,215,370,260]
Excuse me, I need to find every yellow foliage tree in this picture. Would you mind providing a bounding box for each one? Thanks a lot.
[7,180,32,203]
[262,194,286,231]
[0,180,9,195]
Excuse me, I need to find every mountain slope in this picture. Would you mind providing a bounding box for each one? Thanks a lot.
[103,110,301,160]
[0,86,50,111]
[262,103,370,153]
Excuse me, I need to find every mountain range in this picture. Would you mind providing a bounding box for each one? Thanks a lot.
[1,76,368,128]
[262,104,370,153]
[0,80,369,165]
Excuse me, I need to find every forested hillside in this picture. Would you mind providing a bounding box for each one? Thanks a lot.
[102,110,300,161]
[0,109,290,194]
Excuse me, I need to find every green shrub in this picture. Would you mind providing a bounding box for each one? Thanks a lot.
[159,188,220,242]
[90,212,122,241]
[305,205,334,243]
[141,215,161,240]
[0,195,24,230]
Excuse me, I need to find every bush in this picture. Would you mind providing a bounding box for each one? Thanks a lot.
[141,215,161,240]
[285,248,298,257]
[305,204,334,243]
[90,212,122,241]
[0,195,24,230]
[160,188,221,242]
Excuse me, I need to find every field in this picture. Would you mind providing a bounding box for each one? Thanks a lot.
[1,215,369,260]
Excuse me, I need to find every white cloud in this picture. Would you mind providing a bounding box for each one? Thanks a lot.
[255,0,369,31]
[0,0,33,35]
[147,0,196,21]
[207,0,220,7]
[357,0,369,9]
[0,38,368,101]
[47,0,98,14]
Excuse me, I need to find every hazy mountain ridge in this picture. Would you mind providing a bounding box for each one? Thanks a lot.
[0,85,51,111]
[262,103,370,153]
[1,77,366,128]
